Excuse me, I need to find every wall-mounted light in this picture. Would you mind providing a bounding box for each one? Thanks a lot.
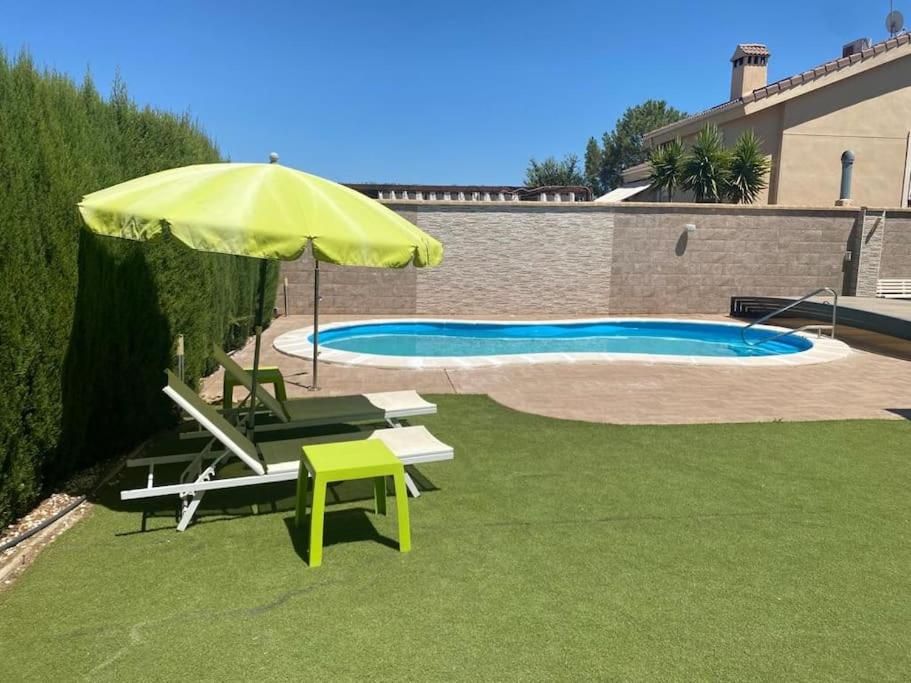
[684,223,696,234]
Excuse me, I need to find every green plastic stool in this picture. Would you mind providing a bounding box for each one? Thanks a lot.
[222,365,287,411]
[295,440,411,567]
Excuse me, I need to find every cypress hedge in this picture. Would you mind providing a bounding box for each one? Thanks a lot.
[0,52,276,528]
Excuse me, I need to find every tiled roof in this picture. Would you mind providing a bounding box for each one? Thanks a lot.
[647,32,911,141]
[732,43,770,59]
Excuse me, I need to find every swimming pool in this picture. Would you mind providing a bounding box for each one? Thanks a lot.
[273,318,851,368]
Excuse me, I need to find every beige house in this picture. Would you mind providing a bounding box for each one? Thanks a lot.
[602,33,911,207]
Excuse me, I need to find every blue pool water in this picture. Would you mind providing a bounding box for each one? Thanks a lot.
[314,320,812,358]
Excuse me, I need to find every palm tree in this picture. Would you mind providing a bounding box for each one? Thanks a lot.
[681,124,730,203]
[648,138,685,201]
[725,130,771,204]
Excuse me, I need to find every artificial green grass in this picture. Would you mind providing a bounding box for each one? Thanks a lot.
[1,396,910,680]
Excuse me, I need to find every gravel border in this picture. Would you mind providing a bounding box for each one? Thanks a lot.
[0,456,126,590]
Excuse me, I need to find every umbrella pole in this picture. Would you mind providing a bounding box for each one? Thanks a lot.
[310,259,320,390]
[246,258,269,433]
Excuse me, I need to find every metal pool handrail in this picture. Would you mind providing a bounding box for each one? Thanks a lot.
[740,287,838,347]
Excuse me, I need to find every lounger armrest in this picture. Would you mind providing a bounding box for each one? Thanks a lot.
[363,390,437,418]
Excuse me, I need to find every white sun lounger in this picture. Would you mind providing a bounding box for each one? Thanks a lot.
[122,370,454,531]
[212,345,436,430]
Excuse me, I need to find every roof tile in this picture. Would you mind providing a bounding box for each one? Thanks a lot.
[731,43,771,59]
[646,33,911,141]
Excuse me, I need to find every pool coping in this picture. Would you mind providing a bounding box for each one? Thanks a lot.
[272,317,852,369]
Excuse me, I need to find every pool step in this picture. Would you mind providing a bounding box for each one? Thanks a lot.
[730,296,819,319]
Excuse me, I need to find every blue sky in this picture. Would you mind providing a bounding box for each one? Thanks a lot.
[0,1,901,184]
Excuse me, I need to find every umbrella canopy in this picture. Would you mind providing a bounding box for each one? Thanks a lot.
[78,162,442,267]
[77,161,443,431]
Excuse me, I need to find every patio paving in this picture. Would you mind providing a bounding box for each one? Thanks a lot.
[201,314,911,424]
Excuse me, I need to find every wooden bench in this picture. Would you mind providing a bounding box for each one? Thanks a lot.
[876,279,911,299]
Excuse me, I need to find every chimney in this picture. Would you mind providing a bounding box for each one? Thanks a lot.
[842,37,870,58]
[730,44,770,100]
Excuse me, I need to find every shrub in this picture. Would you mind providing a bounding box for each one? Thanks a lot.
[681,124,731,203]
[725,130,771,204]
[648,138,685,201]
[653,126,771,204]
[0,52,276,527]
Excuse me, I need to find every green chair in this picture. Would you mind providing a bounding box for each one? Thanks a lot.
[222,364,287,408]
[296,440,411,567]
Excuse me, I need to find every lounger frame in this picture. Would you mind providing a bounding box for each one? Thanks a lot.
[122,373,452,530]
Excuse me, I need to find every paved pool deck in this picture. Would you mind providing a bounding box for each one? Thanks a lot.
[201,314,911,425]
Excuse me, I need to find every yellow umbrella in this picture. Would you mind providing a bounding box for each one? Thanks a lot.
[78,157,443,429]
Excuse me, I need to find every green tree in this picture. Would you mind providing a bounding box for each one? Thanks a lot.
[681,124,731,203]
[648,138,685,201]
[725,130,771,204]
[598,100,687,191]
[524,153,585,187]
[583,137,603,196]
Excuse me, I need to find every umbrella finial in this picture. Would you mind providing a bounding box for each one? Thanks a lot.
[269,152,279,164]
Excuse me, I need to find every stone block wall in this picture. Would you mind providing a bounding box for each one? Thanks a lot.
[608,206,856,313]
[277,202,911,315]
[412,206,613,314]
[279,258,415,315]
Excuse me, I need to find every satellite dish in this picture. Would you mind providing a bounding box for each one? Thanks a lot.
[886,9,904,36]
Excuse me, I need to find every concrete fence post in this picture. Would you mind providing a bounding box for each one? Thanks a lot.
[854,209,887,297]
